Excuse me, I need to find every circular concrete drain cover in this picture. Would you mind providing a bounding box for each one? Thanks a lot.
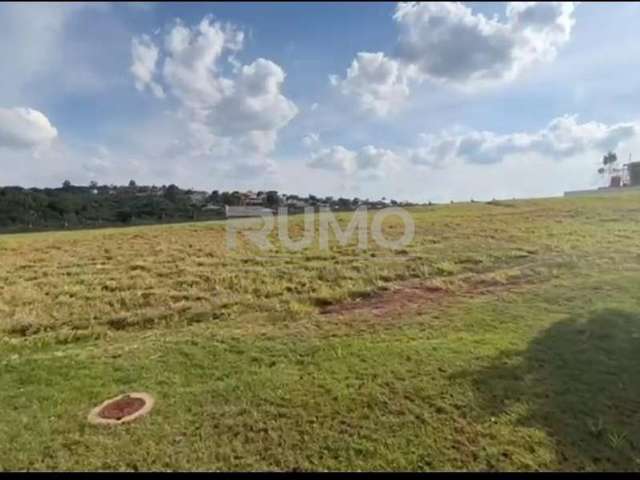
[88,392,154,425]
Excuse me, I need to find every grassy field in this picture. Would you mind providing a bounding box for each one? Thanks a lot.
[2,193,640,471]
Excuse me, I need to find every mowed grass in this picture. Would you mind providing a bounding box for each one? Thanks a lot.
[2,193,640,470]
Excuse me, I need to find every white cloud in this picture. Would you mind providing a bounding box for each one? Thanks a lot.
[299,114,640,203]
[131,15,297,165]
[205,58,298,139]
[308,144,400,176]
[130,35,164,98]
[394,1,576,85]
[0,107,58,149]
[356,145,401,180]
[330,52,415,116]
[411,115,638,167]
[333,2,577,115]
[302,132,320,148]
[356,145,400,170]
[308,145,357,173]
[161,17,243,110]
[410,133,460,169]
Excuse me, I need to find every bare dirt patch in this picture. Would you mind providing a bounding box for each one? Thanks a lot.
[88,392,155,426]
[320,273,533,319]
[98,395,146,420]
[320,281,449,318]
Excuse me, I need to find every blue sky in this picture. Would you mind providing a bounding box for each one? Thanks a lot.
[1,2,640,202]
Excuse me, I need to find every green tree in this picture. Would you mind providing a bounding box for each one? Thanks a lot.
[265,191,280,208]
[164,184,180,203]
[602,151,618,176]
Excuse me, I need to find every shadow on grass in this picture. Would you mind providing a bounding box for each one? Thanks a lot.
[467,308,640,470]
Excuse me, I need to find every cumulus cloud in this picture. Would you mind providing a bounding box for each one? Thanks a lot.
[300,115,639,202]
[302,132,320,148]
[205,58,298,139]
[410,115,638,167]
[356,145,400,170]
[330,52,415,116]
[394,1,575,84]
[333,2,577,115]
[130,15,297,163]
[130,35,164,98]
[161,17,243,110]
[0,107,58,149]
[308,145,357,173]
[308,144,400,176]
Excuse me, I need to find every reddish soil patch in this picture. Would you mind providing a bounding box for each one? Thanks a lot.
[320,274,532,319]
[320,281,449,317]
[98,395,146,420]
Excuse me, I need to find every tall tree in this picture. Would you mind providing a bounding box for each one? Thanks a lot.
[602,151,618,175]
[265,191,280,208]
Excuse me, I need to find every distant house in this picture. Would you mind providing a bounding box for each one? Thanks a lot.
[237,190,264,206]
[245,191,264,206]
[203,204,224,212]
[225,205,274,218]
[286,198,308,208]
[368,201,388,209]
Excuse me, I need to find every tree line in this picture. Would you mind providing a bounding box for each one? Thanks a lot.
[0,181,230,233]
[0,180,411,233]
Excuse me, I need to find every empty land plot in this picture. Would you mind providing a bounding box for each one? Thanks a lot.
[2,194,640,470]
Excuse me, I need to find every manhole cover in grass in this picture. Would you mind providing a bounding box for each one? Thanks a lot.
[88,392,154,425]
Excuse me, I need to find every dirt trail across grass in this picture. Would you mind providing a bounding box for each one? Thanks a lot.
[320,270,535,318]
[320,281,448,317]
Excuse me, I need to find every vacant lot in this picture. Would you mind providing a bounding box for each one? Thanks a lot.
[2,194,640,471]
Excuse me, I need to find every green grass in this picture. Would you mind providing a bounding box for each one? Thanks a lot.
[2,193,640,470]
